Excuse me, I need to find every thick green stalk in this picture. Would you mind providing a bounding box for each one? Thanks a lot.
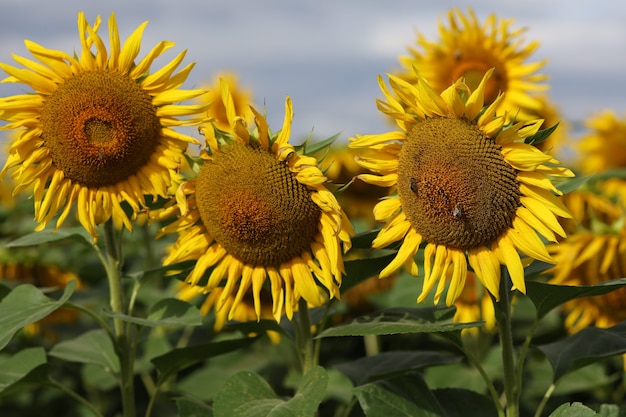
[296,297,315,374]
[102,220,135,417]
[495,267,519,417]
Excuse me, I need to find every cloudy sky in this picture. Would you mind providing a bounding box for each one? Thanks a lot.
[0,0,625,146]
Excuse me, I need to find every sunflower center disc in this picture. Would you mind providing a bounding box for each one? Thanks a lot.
[195,143,321,267]
[40,70,162,187]
[397,118,520,249]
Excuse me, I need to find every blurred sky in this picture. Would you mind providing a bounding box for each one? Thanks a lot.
[1,0,625,147]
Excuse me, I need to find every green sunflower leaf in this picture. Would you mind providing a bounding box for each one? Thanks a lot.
[213,366,327,417]
[536,320,626,382]
[525,279,626,320]
[556,174,592,195]
[547,402,600,417]
[433,388,499,417]
[103,298,202,328]
[350,229,381,249]
[316,306,481,338]
[0,281,76,351]
[151,336,258,379]
[5,227,93,248]
[341,252,398,293]
[176,397,214,417]
[353,373,442,417]
[524,122,559,145]
[0,347,48,396]
[335,350,460,386]
[49,329,120,373]
[298,132,341,156]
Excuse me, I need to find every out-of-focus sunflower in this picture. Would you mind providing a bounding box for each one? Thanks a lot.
[454,271,496,334]
[324,145,389,229]
[397,8,547,123]
[155,80,353,322]
[177,284,281,344]
[532,95,570,157]
[577,110,626,202]
[349,69,573,306]
[0,260,82,341]
[547,191,626,333]
[0,12,206,238]
[199,72,255,133]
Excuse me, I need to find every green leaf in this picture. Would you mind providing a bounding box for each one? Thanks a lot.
[547,402,600,417]
[353,373,443,417]
[0,281,76,350]
[49,329,119,373]
[81,363,118,391]
[300,132,341,156]
[341,252,398,293]
[104,298,202,327]
[5,227,93,248]
[524,122,559,145]
[556,174,591,195]
[526,279,626,320]
[350,229,380,250]
[433,388,498,417]
[336,350,460,386]
[597,404,620,417]
[536,321,626,381]
[0,347,48,395]
[317,307,480,338]
[176,397,214,417]
[152,337,258,379]
[213,366,328,417]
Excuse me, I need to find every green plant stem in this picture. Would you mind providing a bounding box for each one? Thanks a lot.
[102,220,135,417]
[48,377,104,417]
[296,297,315,374]
[64,301,114,340]
[534,382,556,417]
[461,341,505,417]
[495,267,519,417]
[516,319,539,406]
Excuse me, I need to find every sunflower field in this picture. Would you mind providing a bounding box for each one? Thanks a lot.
[1,7,626,417]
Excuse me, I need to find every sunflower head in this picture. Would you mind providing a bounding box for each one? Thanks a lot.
[397,7,548,123]
[156,79,353,322]
[0,12,207,239]
[198,72,255,134]
[177,283,282,344]
[0,256,82,341]
[323,145,390,228]
[578,110,626,174]
[350,68,573,306]
[547,191,626,333]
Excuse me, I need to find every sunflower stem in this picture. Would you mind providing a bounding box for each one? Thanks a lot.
[495,266,519,417]
[102,220,135,417]
[296,297,315,374]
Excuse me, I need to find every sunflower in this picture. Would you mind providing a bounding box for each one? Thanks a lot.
[155,80,353,322]
[0,259,82,341]
[177,284,282,344]
[0,12,206,238]
[453,272,497,334]
[349,69,573,306]
[577,110,626,203]
[547,191,626,333]
[324,144,389,229]
[397,8,547,123]
[199,71,255,133]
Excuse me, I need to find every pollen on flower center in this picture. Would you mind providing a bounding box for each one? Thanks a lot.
[397,117,520,249]
[40,70,162,187]
[195,142,321,267]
